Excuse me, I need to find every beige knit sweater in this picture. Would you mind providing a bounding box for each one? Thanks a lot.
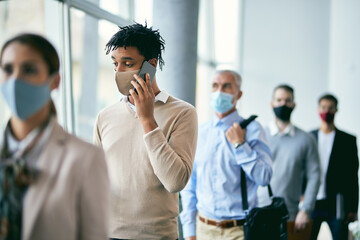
[94,95,198,240]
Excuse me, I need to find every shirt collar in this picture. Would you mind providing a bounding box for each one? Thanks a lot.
[5,116,56,156]
[6,123,41,154]
[122,90,170,112]
[155,90,170,103]
[269,120,295,137]
[212,110,242,127]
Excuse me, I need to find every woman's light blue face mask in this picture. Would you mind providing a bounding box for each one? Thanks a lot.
[210,91,235,114]
[1,77,52,120]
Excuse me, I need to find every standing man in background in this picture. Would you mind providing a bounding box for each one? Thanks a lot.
[310,94,358,240]
[180,70,273,240]
[94,23,198,240]
[261,84,320,232]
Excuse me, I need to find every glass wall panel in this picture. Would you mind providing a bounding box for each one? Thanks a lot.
[84,0,131,19]
[0,0,61,133]
[213,0,239,65]
[134,0,153,25]
[196,0,241,123]
[70,8,120,141]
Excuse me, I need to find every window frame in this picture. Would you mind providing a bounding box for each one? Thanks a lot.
[56,0,132,134]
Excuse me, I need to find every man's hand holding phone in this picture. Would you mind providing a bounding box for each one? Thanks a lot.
[129,73,158,134]
[132,60,156,95]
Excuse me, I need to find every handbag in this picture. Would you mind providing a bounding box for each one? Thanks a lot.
[241,168,289,240]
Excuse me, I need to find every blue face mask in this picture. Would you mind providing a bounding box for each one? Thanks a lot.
[210,91,234,114]
[1,78,51,120]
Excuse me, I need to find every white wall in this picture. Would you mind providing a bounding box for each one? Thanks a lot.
[328,0,360,140]
[240,0,360,151]
[240,0,360,218]
[240,0,331,131]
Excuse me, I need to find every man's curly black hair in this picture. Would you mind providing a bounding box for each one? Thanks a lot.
[105,22,165,70]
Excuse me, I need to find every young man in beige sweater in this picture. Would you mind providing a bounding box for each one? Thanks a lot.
[93,23,198,240]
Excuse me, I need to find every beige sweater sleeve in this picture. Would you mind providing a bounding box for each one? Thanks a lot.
[143,108,198,193]
[93,114,102,147]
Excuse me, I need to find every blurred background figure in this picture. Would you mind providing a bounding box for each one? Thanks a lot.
[0,33,109,240]
[309,94,359,240]
[180,70,272,240]
[259,84,320,235]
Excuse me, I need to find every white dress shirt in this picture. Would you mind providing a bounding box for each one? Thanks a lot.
[123,90,170,112]
[316,130,335,200]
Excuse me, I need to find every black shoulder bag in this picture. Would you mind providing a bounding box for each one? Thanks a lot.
[241,169,289,240]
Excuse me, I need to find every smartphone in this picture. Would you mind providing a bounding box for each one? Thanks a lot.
[138,61,156,84]
[134,61,156,94]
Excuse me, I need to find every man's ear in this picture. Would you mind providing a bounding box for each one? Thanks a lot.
[50,73,60,91]
[270,101,274,108]
[148,58,157,68]
[236,90,243,100]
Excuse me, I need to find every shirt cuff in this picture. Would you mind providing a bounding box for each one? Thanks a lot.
[299,204,311,214]
[143,126,161,138]
[182,223,196,239]
[233,142,257,163]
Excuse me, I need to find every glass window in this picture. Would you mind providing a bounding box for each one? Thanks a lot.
[196,0,216,123]
[0,0,51,131]
[196,0,241,123]
[84,0,132,20]
[134,0,153,25]
[213,0,239,65]
[70,8,120,141]
[196,62,215,124]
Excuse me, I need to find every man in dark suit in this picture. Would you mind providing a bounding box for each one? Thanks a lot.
[310,94,359,240]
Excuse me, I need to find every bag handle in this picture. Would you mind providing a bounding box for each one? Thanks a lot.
[240,168,273,211]
[240,168,249,211]
[238,115,273,211]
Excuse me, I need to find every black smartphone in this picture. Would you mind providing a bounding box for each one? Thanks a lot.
[239,115,258,128]
[139,61,156,84]
[134,61,156,94]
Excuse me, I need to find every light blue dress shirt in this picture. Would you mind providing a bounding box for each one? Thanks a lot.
[180,110,273,238]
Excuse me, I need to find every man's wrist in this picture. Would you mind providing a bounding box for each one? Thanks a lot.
[298,206,310,215]
[140,117,158,134]
[233,141,245,149]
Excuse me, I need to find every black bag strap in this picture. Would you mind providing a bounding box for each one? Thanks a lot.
[241,168,248,211]
[267,184,274,197]
[240,168,274,212]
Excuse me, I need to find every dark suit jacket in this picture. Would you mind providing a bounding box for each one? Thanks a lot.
[310,129,359,214]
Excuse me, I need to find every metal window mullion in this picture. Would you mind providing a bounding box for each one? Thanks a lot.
[62,0,76,134]
[236,0,246,74]
[69,0,131,26]
[60,0,132,135]
[58,2,68,130]
[128,0,135,22]
[206,0,216,69]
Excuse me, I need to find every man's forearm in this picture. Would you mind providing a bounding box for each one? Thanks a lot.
[140,117,158,134]
[144,128,194,193]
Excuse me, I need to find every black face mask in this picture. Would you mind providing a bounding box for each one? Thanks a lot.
[273,105,294,121]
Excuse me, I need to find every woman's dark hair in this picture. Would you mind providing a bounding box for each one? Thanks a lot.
[105,22,165,70]
[0,33,60,75]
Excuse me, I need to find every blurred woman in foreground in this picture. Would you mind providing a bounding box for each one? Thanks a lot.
[0,33,109,240]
